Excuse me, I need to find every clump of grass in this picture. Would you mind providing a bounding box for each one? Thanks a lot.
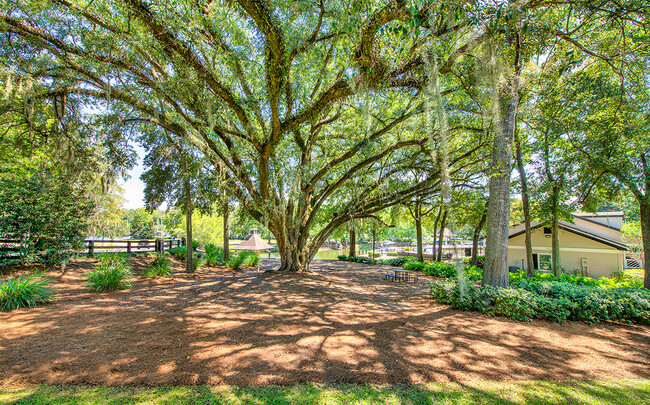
[86,260,131,292]
[169,246,187,261]
[143,253,173,278]
[192,255,205,272]
[96,252,130,265]
[204,243,224,266]
[0,273,53,311]
[227,250,259,271]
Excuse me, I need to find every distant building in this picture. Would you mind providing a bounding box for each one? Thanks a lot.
[508,212,628,278]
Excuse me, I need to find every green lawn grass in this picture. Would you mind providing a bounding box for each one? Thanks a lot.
[1,379,649,404]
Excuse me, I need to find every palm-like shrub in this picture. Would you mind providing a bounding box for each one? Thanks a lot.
[227,254,244,271]
[86,259,132,292]
[0,273,53,311]
[169,246,187,261]
[143,253,173,278]
[204,243,224,266]
[240,250,260,266]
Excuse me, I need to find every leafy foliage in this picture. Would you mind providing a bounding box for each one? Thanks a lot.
[169,246,187,261]
[143,253,173,278]
[86,259,132,292]
[204,243,225,266]
[431,279,650,324]
[227,250,260,270]
[0,170,94,265]
[0,273,53,311]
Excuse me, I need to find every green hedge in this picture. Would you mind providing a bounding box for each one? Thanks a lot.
[430,279,650,324]
[336,255,415,267]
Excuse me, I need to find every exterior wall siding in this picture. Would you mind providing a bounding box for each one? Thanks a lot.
[508,228,624,278]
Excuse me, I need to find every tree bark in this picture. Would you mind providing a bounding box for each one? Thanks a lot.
[515,130,534,276]
[431,206,441,262]
[437,210,447,262]
[551,184,561,276]
[349,228,356,257]
[415,204,424,262]
[471,210,487,266]
[640,200,650,289]
[223,193,229,262]
[185,184,193,273]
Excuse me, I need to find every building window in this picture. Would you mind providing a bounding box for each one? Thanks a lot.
[543,227,552,234]
[538,254,552,271]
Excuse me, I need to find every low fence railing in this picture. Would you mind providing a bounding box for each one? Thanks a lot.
[84,238,184,254]
[0,238,185,257]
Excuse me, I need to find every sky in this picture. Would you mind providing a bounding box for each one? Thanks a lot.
[118,144,146,210]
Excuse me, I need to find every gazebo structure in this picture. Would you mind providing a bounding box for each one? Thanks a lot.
[232,226,274,256]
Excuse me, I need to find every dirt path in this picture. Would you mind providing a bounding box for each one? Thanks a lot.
[1,258,649,386]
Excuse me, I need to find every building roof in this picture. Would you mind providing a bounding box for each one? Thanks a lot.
[232,234,273,251]
[508,220,628,251]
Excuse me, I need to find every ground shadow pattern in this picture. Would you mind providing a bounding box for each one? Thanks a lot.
[1,258,649,386]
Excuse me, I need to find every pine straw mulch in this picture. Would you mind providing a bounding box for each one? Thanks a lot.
[1,257,649,386]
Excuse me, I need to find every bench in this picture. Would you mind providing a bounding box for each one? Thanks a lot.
[382,273,418,283]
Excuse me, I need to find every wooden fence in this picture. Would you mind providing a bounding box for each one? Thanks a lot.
[0,238,185,256]
[84,238,184,254]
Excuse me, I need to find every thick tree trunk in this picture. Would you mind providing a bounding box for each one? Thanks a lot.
[551,185,561,276]
[223,194,229,262]
[432,207,441,262]
[416,207,424,262]
[277,237,310,272]
[640,201,650,289]
[483,92,518,287]
[471,210,487,266]
[349,228,356,257]
[515,132,534,276]
[437,210,447,262]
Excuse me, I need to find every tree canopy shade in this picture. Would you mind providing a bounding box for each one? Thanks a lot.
[1,0,492,271]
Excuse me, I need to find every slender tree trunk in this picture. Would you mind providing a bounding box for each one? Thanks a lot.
[432,207,441,262]
[185,188,193,273]
[416,205,424,262]
[437,210,447,262]
[471,210,487,266]
[372,228,376,259]
[223,193,229,262]
[349,228,356,257]
[551,184,561,276]
[515,130,534,276]
[639,200,650,289]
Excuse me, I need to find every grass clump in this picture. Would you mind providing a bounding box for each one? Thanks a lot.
[143,253,173,278]
[228,250,259,270]
[0,273,53,311]
[204,243,224,266]
[169,246,188,261]
[86,259,132,292]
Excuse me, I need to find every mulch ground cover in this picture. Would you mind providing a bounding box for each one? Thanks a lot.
[1,257,649,386]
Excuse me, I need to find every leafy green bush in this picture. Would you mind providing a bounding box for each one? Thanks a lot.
[169,246,188,261]
[462,255,485,268]
[404,261,457,278]
[430,279,650,324]
[191,255,205,272]
[509,270,643,289]
[143,253,173,278]
[96,252,130,266]
[192,240,200,251]
[0,273,53,311]
[227,254,244,271]
[204,243,224,266]
[240,250,260,266]
[463,265,483,281]
[86,260,132,292]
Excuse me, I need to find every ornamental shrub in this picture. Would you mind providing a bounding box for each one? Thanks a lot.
[430,279,650,324]
[169,246,188,261]
[86,259,132,292]
[0,273,53,311]
[143,253,173,278]
[204,243,224,266]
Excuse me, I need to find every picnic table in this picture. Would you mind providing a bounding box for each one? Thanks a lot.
[382,269,418,283]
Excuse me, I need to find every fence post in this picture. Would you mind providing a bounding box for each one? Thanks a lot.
[181,237,186,247]
[127,240,132,254]
[88,240,94,256]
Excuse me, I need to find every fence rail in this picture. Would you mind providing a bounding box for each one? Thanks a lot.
[0,238,185,256]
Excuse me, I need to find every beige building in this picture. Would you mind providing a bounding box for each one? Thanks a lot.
[508,212,628,278]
